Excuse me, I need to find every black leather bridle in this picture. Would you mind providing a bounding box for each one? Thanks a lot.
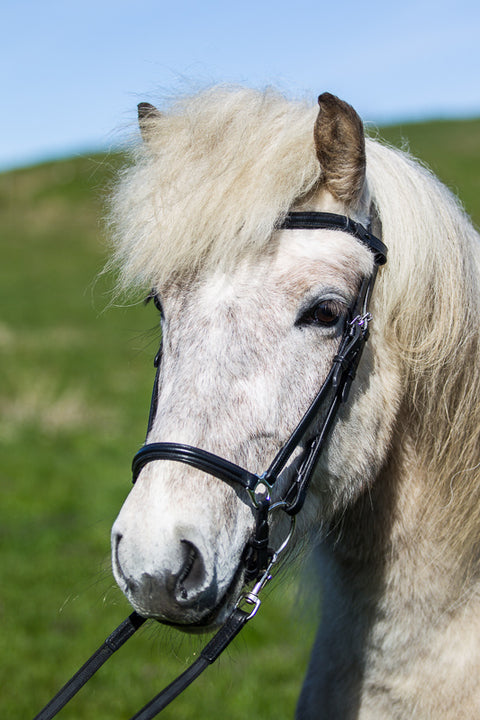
[132,211,387,583]
[33,211,387,720]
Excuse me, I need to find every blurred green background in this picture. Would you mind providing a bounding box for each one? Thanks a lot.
[1,118,479,719]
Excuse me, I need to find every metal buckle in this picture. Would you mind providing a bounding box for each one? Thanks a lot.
[350,312,372,333]
[236,561,274,619]
[247,472,274,508]
[236,513,295,620]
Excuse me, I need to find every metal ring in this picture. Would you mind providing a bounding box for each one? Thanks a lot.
[247,473,273,508]
[269,513,296,558]
[267,500,290,513]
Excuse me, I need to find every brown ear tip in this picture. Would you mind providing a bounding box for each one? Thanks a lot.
[138,102,159,121]
[318,92,337,107]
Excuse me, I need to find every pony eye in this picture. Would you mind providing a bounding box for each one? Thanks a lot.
[312,301,339,325]
[297,300,343,327]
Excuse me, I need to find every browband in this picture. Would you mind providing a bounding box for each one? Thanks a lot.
[280,211,387,265]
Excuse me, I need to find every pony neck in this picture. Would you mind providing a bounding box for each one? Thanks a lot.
[303,416,480,718]
[326,417,476,607]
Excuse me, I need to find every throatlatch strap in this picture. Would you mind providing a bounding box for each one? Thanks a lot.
[33,612,146,720]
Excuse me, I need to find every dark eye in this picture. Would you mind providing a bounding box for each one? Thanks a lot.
[296,299,344,328]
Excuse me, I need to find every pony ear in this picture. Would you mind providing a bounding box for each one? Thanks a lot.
[137,102,162,142]
[314,92,366,206]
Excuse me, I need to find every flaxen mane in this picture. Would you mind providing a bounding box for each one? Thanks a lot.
[366,141,480,570]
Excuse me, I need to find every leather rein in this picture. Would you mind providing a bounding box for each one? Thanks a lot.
[33,211,387,720]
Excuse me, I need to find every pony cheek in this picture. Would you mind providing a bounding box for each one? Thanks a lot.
[314,356,401,517]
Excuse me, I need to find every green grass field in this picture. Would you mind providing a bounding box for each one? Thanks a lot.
[1,117,479,719]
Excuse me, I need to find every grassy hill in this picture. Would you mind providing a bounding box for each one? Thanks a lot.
[1,118,479,719]
[377,118,480,226]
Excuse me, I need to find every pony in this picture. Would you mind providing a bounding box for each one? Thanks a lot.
[108,86,480,718]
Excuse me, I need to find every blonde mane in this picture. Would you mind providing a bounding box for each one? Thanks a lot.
[109,85,480,564]
[366,141,480,563]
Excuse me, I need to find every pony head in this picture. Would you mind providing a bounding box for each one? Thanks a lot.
[109,87,480,631]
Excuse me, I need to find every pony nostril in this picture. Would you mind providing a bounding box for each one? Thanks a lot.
[176,540,206,601]
[112,531,138,594]
[112,531,213,618]
[113,531,124,576]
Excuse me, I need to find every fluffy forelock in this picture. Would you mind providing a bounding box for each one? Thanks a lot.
[108,86,322,292]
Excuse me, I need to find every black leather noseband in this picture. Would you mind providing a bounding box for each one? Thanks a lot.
[132,212,387,582]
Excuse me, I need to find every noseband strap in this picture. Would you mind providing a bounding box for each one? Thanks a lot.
[132,443,260,491]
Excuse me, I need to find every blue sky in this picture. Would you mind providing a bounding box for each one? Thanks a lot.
[2,0,479,170]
